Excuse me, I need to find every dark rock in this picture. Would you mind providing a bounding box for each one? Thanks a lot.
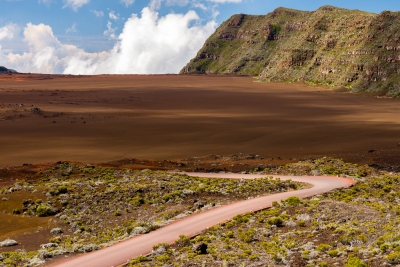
[192,243,208,254]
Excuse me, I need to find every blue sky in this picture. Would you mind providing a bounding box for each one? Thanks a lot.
[1,0,400,74]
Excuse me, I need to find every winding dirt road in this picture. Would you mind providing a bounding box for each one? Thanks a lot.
[51,173,354,267]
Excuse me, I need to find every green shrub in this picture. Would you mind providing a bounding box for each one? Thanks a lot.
[36,205,54,217]
[233,214,250,223]
[282,196,302,206]
[297,220,306,227]
[387,252,400,264]
[225,231,234,238]
[345,254,368,267]
[239,228,255,243]
[327,249,339,257]
[129,255,149,265]
[380,243,390,253]
[317,243,330,252]
[267,216,284,227]
[175,235,191,248]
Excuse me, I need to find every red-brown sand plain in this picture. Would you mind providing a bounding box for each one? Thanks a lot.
[0,73,400,168]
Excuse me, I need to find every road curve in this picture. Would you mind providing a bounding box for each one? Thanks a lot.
[51,173,354,267]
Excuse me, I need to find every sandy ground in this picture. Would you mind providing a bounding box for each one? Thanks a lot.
[0,73,400,168]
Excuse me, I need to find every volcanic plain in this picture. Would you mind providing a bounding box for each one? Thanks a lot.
[0,73,399,169]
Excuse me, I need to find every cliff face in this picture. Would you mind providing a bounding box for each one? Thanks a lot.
[181,6,400,97]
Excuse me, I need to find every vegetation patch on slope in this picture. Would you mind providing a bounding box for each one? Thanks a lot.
[181,6,400,97]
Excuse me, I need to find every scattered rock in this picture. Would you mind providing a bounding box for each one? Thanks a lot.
[0,239,18,247]
[73,244,99,253]
[129,226,149,236]
[50,228,63,234]
[192,243,208,254]
[152,245,167,255]
[40,243,58,249]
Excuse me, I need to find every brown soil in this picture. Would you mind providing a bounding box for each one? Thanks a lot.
[1,73,399,169]
[1,73,399,265]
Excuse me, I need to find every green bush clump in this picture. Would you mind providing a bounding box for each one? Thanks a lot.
[345,254,368,267]
[267,216,284,227]
[233,214,250,223]
[282,196,302,206]
[175,235,191,248]
[36,205,54,217]
[317,243,330,252]
[238,228,255,243]
[129,255,149,265]
[387,252,400,264]
[327,249,339,257]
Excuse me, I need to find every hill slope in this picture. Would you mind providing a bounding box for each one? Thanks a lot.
[181,6,400,97]
[0,66,17,73]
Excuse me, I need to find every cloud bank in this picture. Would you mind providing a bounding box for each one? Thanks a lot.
[0,8,216,74]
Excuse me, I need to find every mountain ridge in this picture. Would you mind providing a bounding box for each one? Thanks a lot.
[0,66,18,74]
[181,6,400,97]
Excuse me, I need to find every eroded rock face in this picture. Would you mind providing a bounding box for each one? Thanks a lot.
[181,6,400,97]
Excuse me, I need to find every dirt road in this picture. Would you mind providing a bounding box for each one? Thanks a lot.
[51,172,354,267]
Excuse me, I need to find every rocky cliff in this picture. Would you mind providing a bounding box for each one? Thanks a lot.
[181,6,400,97]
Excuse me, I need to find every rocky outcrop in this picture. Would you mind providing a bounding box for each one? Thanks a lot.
[181,6,400,97]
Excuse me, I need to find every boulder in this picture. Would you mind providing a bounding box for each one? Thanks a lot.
[0,239,18,247]
[50,228,63,234]
[192,243,208,254]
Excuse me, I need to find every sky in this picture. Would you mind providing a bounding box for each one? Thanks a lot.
[1,0,400,74]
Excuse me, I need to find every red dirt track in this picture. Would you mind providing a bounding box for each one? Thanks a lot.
[50,172,354,267]
[1,74,400,168]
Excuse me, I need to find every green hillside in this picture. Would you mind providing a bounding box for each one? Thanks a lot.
[181,6,400,97]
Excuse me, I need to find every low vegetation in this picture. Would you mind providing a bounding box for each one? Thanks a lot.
[1,158,399,266]
[0,162,302,266]
[181,6,400,97]
[127,159,400,267]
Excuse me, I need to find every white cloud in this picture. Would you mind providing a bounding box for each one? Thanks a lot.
[120,0,134,7]
[91,10,104,17]
[65,7,217,74]
[103,21,117,40]
[2,23,92,73]
[66,23,77,34]
[207,0,241,2]
[192,2,207,10]
[63,0,90,11]
[1,7,217,75]
[149,0,163,10]
[166,0,189,6]
[0,24,19,41]
[109,11,119,20]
